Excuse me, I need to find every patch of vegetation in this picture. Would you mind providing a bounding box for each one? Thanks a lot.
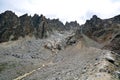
[0,62,17,73]
[0,63,8,72]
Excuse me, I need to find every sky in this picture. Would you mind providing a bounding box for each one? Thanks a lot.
[0,0,120,24]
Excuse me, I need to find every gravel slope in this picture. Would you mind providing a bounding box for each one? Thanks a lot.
[0,31,119,80]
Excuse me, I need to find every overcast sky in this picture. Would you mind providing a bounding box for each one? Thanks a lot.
[0,0,120,24]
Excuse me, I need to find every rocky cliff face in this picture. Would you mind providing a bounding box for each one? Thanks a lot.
[0,11,20,42]
[0,10,120,54]
[77,15,120,54]
[0,10,79,43]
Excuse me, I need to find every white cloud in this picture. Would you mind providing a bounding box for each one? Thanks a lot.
[0,0,120,24]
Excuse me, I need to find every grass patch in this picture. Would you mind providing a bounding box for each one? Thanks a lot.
[0,63,8,72]
[0,62,17,73]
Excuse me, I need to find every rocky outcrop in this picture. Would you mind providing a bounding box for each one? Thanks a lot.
[19,14,34,37]
[0,11,20,42]
[0,10,82,43]
[77,15,120,54]
[65,21,80,30]
[0,11,76,43]
[82,15,103,37]
[80,51,120,80]
[0,10,120,54]
[0,10,120,80]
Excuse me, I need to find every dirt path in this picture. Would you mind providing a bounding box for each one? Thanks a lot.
[13,62,52,80]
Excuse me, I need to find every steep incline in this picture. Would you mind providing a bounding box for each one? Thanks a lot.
[80,15,120,54]
[13,41,102,80]
[82,34,103,48]
[13,40,120,80]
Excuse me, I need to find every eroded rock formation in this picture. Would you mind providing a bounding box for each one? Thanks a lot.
[0,10,120,80]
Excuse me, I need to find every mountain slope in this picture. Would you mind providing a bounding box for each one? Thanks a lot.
[0,11,120,80]
[78,15,120,54]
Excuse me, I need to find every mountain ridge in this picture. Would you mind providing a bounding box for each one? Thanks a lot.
[0,10,120,80]
[0,10,79,42]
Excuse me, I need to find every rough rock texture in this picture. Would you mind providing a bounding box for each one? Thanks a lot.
[1,11,120,54]
[0,11,79,43]
[80,50,120,80]
[0,11,20,42]
[77,15,120,54]
[0,35,119,80]
[65,21,80,30]
[0,10,120,80]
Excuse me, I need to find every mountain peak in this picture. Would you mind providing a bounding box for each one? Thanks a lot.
[85,15,102,26]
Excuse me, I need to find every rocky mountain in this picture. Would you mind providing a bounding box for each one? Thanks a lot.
[0,10,79,43]
[0,10,120,80]
[77,15,120,54]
